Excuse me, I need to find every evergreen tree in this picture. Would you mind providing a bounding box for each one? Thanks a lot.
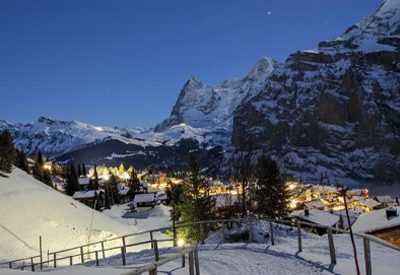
[82,163,87,177]
[77,164,82,177]
[15,149,30,174]
[128,168,140,200]
[37,151,44,166]
[166,166,175,178]
[252,154,290,220]
[92,164,99,190]
[42,170,53,187]
[108,172,120,205]
[65,162,79,196]
[177,155,215,240]
[0,130,17,174]
[236,152,254,218]
[32,160,43,181]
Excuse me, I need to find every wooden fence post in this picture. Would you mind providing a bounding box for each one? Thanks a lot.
[95,251,99,266]
[80,247,84,263]
[200,223,205,245]
[101,241,105,258]
[221,222,226,244]
[269,221,275,246]
[121,247,126,266]
[39,236,43,270]
[363,237,372,275]
[53,253,57,268]
[193,241,200,275]
[122,236,127,254]
[152,240,159,275]
[181,245,185,268]
[150,231,154,249]
[248,217,253,243]
[297,221,302,252]
[31,258,34,272]
[70,256,73,266]
[8,262,12,269]
[189,250,195,275]
[327,228,336,264]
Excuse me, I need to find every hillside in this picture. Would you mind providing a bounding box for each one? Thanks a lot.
[0,168,134,261]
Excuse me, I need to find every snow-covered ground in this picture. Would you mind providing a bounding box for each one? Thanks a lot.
[1,217,400,274]
[0,168,171,262]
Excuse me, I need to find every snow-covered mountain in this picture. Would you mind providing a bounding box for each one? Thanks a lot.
[231,0,400,184]
[155,57,281,142]
[0,117,210,159]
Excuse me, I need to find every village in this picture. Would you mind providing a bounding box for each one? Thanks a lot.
[41,159,400,249]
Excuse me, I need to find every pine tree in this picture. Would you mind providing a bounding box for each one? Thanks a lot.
[82,163,87,177]
[15,149,30,174]
[128,167,140,200]
[108,172,120,204]
[37,151,44,166]
[0,130,17,174]
[177,155,215,240]
[166,166,175,178]
[65,162,79,196]
[77,164,82,178]
[92,164,99,190]
[252,154,290,220]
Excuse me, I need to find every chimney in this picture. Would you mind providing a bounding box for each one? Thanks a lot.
[304,209,310,216]
[386,208,398,219]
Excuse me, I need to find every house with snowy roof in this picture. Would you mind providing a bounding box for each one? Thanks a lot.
[290,209,340,234]
[373,196,394,205]
[348,198,381,212]
[353,207,400,248]
[72,190,104,208]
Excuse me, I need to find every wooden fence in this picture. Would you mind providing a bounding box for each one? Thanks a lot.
[1,218,399,275]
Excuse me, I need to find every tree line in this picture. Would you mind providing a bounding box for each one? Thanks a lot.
[169,152,290,240]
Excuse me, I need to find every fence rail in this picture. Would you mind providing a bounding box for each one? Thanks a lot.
[2,217,399,275]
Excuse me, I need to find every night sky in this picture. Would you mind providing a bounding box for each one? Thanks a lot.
[0,0,383,128]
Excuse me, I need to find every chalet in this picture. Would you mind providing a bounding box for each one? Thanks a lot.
[133,193,156,208]
[353,207,400,248]
[373,196,394,205]
[78,177,90,190]
[72,190,104,208]
[348,198,381,212]
[290,209,339,234]
[303,198,326,211]
[118,188,133,204]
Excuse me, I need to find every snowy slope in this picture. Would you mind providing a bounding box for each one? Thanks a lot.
[0,168,135,261]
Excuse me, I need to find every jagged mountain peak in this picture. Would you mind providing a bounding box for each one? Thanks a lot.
[155,57,281,134]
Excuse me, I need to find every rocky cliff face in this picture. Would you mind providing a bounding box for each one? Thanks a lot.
[155,57,281,146]
[232,0,400,184]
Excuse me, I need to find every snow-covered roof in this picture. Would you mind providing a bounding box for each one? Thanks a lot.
[332,209,360,229]
[133,194,154,203]
[374,196,394,203]
[72,190,102,199]
[291,209,340,227]
[304,199,325,209]
[78,177,90,185]
[118,188,131,196]
[353,207,400,233]
[356,198,381,208]
[140,181,149,188]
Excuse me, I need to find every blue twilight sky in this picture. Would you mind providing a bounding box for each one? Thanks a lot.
[0,0,383,128]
